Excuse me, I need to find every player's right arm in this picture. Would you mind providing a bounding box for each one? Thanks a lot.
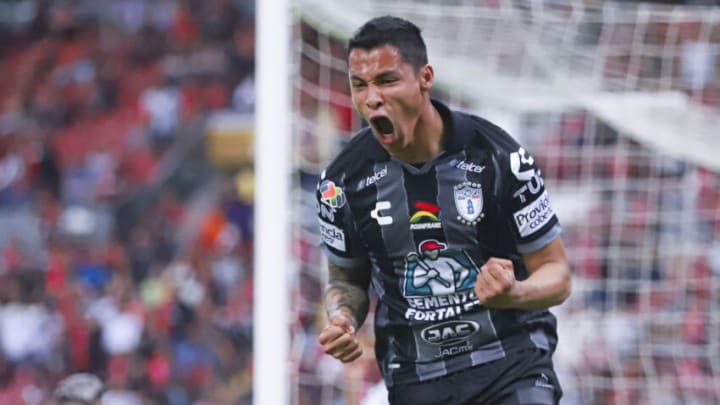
[315,170,371,363]
[318,261,371,363]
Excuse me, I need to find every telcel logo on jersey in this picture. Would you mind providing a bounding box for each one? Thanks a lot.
[454,160,485,173]
[409,202,442,230]
[358,165,388,190]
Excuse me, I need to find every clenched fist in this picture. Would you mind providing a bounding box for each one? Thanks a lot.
[318,313,363,363]
[474,257,517,308]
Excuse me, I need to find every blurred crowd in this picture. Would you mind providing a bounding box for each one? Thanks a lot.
[527,113,720,405]
[0,0,256,404]
[0,0,719,404]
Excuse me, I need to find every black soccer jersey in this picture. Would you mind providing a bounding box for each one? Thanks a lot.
[316,100,562,387]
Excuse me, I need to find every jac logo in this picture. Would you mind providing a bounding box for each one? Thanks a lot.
[420,320,479,346]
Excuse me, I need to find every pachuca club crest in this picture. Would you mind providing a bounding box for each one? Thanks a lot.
[454,181,484,225]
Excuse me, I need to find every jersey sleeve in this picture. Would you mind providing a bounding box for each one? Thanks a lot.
[497,143,562,254]
[316,175,370,269]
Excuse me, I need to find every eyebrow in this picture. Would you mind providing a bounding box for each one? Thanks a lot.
[350,70,398,82]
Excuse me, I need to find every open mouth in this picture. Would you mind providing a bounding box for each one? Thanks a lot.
[370,116,394,136]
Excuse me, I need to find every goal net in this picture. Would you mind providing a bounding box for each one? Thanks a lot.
[287,1,720,404]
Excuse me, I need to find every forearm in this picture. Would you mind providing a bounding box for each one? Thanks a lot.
[499,237,572,310]
[510,261,571,310]
[325,283,370,329]
[325,262,371,329]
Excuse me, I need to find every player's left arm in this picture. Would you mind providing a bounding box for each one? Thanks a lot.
[475,138,572,309]
[475,238,571,309]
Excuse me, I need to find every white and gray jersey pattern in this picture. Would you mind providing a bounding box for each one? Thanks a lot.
[316,100,562,387]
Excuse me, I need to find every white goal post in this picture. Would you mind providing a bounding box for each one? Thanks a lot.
[252,1,720,404]
[254,0,290,404]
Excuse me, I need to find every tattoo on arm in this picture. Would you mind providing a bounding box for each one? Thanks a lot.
[325,262,371,329]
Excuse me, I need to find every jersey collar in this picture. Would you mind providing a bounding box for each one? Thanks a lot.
[434,98,473,154]
[375,99,474,174]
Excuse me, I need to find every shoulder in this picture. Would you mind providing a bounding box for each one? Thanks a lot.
[321,127,385,183]
[454,110,522,158]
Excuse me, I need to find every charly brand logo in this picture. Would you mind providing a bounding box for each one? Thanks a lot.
[454,160,486,174]
[370,201,393,226]
[409,202,442,230]
[319,180,346,209]
[454,182,484,225]
[358,165,388,190]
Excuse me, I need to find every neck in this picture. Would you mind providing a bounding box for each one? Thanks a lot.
[394,99,444,164]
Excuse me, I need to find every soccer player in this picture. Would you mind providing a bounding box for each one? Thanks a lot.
[316,15,572,405]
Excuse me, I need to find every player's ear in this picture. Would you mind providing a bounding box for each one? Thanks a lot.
[418,64,434,91]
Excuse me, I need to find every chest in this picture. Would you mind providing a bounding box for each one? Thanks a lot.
[347,154,509,258]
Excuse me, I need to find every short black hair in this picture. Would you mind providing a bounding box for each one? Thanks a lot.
[347,16,428,71]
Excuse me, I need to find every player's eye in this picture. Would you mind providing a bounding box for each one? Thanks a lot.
[351,81,366,89]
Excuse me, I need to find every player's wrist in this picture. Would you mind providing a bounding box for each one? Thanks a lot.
[504,280,562,310]
[506,282,527,306]
[327,306,359,332]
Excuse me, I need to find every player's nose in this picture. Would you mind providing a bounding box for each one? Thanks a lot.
[365,85,383,110]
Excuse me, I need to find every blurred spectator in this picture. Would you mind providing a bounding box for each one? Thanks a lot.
[138,75,184,155]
